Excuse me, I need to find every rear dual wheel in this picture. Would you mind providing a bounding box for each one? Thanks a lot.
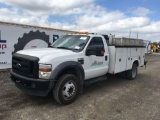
[126,63,138,80]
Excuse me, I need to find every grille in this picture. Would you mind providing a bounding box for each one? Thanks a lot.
[12,53,39,78]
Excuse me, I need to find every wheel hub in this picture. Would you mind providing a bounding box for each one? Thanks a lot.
[62,81,76,99]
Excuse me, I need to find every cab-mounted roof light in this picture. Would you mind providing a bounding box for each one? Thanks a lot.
[68,32,88,35]
[78,32,88,35]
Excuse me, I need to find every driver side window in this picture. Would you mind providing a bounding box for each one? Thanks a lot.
[86,37,105,56]
[87,37,104,49]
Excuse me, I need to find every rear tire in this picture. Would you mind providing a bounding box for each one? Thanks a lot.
[53,74,79,105]
[126,63,138,80]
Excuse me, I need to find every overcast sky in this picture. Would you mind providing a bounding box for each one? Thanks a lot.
[0,0,159,42]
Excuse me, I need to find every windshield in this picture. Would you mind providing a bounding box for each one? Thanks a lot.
[51,35,90,52]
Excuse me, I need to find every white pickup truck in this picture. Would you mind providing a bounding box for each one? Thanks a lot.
[11,33,146,105]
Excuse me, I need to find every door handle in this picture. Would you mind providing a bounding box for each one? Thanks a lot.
[105,56,108,61]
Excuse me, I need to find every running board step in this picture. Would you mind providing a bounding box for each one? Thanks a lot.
[84,76,107,85]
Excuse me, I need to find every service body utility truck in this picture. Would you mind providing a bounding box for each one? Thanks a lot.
[11,33,146,105]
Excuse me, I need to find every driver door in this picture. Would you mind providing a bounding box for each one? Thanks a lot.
[84,37,108,80]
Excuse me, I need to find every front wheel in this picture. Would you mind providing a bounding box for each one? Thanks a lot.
[126,63,138,80]
[53,74,79,105]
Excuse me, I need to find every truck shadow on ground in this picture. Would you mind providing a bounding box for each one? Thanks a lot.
[3,74,132,107]
[21,70,150,105]
[0,73,146,120]
[82,74,128,94]
[12,74,128,107]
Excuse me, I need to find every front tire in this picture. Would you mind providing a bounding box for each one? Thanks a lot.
[53,74,79,105]
[126,63,138,80]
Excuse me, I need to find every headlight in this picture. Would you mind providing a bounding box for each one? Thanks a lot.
[39,64,52,79]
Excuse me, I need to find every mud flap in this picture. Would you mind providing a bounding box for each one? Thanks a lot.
[144,59,148,69]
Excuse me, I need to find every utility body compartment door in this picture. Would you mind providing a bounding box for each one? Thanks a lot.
[108,47,131,74]
[140,48,145,66]
[114,48,128,73]
[126,48,132,70]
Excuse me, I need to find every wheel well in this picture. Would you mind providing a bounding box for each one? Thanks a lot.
[56,67,83,81]
[133,60,139,67]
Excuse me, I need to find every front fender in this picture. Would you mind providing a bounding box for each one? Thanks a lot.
[49,61,85,92]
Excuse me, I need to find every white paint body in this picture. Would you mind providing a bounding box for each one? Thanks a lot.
[17,34,145,80]
[143,40,151,53]
[108,46,145,74]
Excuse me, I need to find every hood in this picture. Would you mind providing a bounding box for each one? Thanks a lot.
[17,48,76,60]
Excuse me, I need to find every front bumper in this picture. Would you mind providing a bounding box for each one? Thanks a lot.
[10,70,54,96]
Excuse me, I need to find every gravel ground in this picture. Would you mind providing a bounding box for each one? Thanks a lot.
[0,54,160,120]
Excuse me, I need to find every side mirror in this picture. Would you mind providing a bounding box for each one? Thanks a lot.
[86,48,96,56]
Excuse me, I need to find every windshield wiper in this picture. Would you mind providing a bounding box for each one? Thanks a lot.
[56,47,72,50]
[48,45,53,48]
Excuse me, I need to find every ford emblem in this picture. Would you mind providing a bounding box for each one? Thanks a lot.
[16,63,21,67]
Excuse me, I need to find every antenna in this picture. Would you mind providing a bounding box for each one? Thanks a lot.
[137,32,138,39]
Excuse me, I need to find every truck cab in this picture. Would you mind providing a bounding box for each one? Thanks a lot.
[11,33,145,105]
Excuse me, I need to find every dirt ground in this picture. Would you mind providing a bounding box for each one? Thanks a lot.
[0,54,160,120]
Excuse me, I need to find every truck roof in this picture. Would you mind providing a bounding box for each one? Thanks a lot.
[69,33,144,46]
